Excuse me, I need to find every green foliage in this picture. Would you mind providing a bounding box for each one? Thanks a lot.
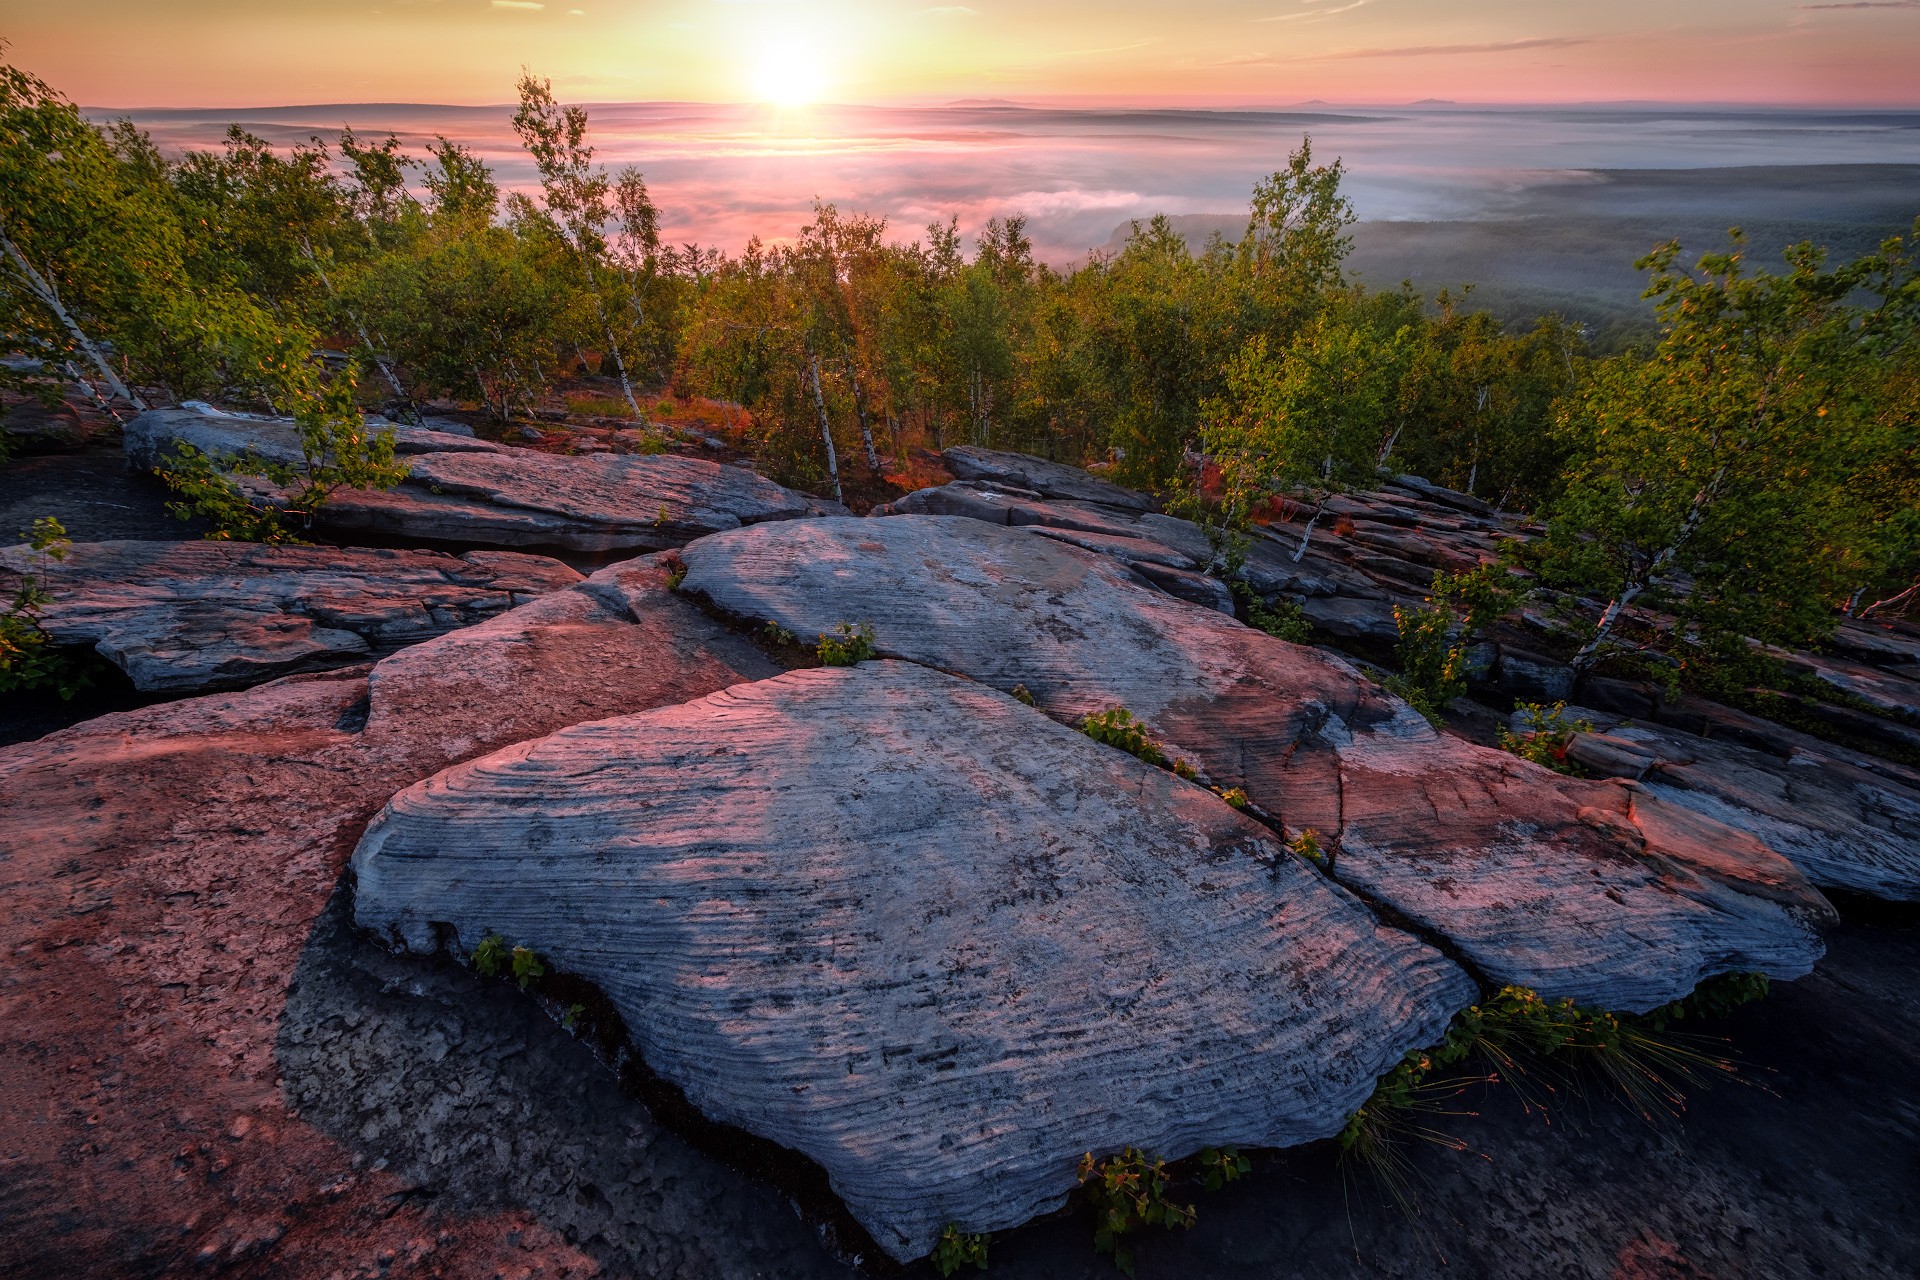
[1534,225,1920,670]
[1009,682,1036,706]
[1288,828,1327,867]
[1197,1147,1250,1193]
[1218,787,1250,810]
[1341,978,1768,1187]
[930,1223,990,1276]
[510,945,546,991]
[761,621,799,648]
[1079,707,1167,768]
[1499,701,1595,773]
[0,515,93,699]
[816,622,877,666]
[1386,564,1517,725]
[1076,1148,1196,1275]
[561,1002,587,1031]
[665,561,688,592]
[470,933,509,978]
[1235,583,1313,643]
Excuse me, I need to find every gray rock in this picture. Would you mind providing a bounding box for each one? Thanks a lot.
[123,408,503,474]
[1565,732,1659,781]
[1496,647,1577,703]
[941,445,1157,511]
[0,540,580,692]
[680,515,1833,1011]
[321,449,820,553]
[352,661,1474,1262]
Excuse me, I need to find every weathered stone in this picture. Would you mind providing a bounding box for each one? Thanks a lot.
[0,540,580,692]
[0,559,782,1277]
[320,449,819,553]
[941,445,1157,511]
[123,407,503,473]
[3,399,92,454]
[352,660,1474,1261]
[1496,647,1577,703]
[1564,732,1658,782]
[681,515,1832,1011]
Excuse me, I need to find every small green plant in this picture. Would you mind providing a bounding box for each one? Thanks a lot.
[1172,758,1199,781]
[653,397,677,417]
[511,945,546,990]
[665,561,688,592]
[1197,1147,1250,1192]
[1,516,94,699]
[1077,1147,1195,1275]
[562,1002,587,1031]
[1218,787,1250,809]
[817,622,877,666]
[929,1223,990,1276]
[471,933,509,977]
[1080,707,1167,767]
[1010,683,1036,706]
[761,621,799,647]
[27,516,70,558]
[1288,828,1327,867]
[1384,564,1518,727]
[653,501,672,528]
[1499,701,1595,774]
[1234,582,1312,643]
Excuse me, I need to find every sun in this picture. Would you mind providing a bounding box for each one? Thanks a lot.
[749,33,828,107]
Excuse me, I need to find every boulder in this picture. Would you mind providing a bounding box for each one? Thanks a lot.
[941,445,1157,511]
[0,559,783,1276]
[352,661,1474,1262]
[320,449,820,553]
[0,540,581,693]
[680,516,1833,1011]
[123,407,504,472]
[3,398,93,453]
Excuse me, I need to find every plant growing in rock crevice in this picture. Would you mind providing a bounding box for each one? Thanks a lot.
[1499,701,1594,774]
[1077,1147,1195,1275]
[930,1223,990,1276]
[1339,975,1768,1196]
[1079,707,1168,767]
[1,516,93,698]
[816,621,877,666]
[1384,563,1517,725]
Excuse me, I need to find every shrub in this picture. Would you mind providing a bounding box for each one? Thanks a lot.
[930,1223,989,1276]
[1080,707,1167,767]
[510,945,546,990]
[1197,1146,1250,1192]
[816,621,877,666]
[470,932,509,977]
[1,516,92,699]
[1498,701,1595,774]
[1234,583,1312,643]
[1077,1147,1195,1275]
[1218,787,1250,810]
[1288,828,1327,867]
[1385,563,1518,726]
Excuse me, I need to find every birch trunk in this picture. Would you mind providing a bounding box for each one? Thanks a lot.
[845,361,880,474]
[1291,494,1327,564]
[1,229,147,411]
[809,353,843,504]
[300,238,410,408]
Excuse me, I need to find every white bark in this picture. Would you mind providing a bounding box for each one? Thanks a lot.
[809,353,843,504]
[300,238,410,407]
[1,229,147,411]
[1291,494,1327,564]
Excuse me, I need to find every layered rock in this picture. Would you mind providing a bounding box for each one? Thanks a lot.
[0,540,580,693]
[0,559,784,1276]
[352,660,1474,1261]
[941,444,1158,511]
[320,449,820,553]
[124,407,828,553]
[680,515,1833,1011]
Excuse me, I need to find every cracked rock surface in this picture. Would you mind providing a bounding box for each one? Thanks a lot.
[0,539,581,692]
[351,661,1473,1261]
[680,515,1833,1011]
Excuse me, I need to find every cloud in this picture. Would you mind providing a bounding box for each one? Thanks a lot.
[1257,0,1367,22]
[925,5,980,14]
[1057,39,1159,57]
[1214,52,1275,65]
[490,0,545,9]
[1316,36,1592,59]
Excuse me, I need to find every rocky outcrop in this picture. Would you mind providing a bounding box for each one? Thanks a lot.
[0,540,580,693]
[0,558,784,1277]
[352,660,1474,1261]
[320,449,821,553]
[941,445,1158,511]
[680,515,1833,1011]
[123,407,827,554]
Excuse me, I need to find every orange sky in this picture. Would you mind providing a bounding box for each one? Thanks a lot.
[4,0,1919,108]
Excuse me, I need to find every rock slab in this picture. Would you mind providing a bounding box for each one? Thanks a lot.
[0,539,580,692]
[352,660,1474,1262]
[680,515,1834,1012]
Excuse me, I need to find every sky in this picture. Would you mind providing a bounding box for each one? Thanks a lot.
[4,0,1920,110]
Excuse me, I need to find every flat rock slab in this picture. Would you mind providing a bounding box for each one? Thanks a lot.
[941,445,1158,511]
[0,540,580,693]
[0,560,786,1278]
[320,449,820,553]
[352,661,1473,1262]
[680,516,1833,1012]
[123,407,502,472]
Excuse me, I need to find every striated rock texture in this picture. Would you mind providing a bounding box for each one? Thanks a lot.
[0,558,790,1278]
[318,449,819,552]
[351,661,1475,1262]
[0,540,580,692]
[122,407,503,472]
[680,516,1834,1012]
[941,445,1158,511]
